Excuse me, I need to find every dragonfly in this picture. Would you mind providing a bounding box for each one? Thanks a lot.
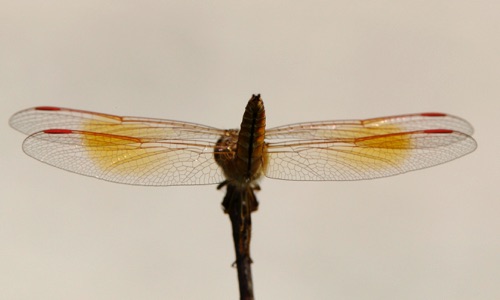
[10,94,477,300]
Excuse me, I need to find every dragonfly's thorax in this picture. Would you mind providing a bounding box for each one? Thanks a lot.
[214,129,238,166]
[214,95,268,186]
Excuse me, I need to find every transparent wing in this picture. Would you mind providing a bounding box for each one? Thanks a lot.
[10,106,228,186]
[11,108,477,184]
[21,129,225,186]
[266,113,474,139]
[9,106,226,139]
[264,113,476,181]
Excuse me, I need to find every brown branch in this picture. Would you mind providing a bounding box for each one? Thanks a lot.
[222,183,259,300]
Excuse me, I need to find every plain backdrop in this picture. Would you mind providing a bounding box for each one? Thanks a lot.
[1,1,499,300]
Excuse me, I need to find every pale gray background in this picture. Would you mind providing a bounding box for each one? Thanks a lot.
[1,1,499,299]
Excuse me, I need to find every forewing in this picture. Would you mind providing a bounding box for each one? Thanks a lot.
[266,113,474,139]
[9,106,226,140]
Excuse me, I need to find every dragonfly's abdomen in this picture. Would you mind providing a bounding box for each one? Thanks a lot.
[215,94,268,186]
[236,94,267,183]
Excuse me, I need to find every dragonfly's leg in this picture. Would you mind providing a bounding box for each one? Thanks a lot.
[220,181,233,214]
[217,180,228,190]
[248,188,259,213]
